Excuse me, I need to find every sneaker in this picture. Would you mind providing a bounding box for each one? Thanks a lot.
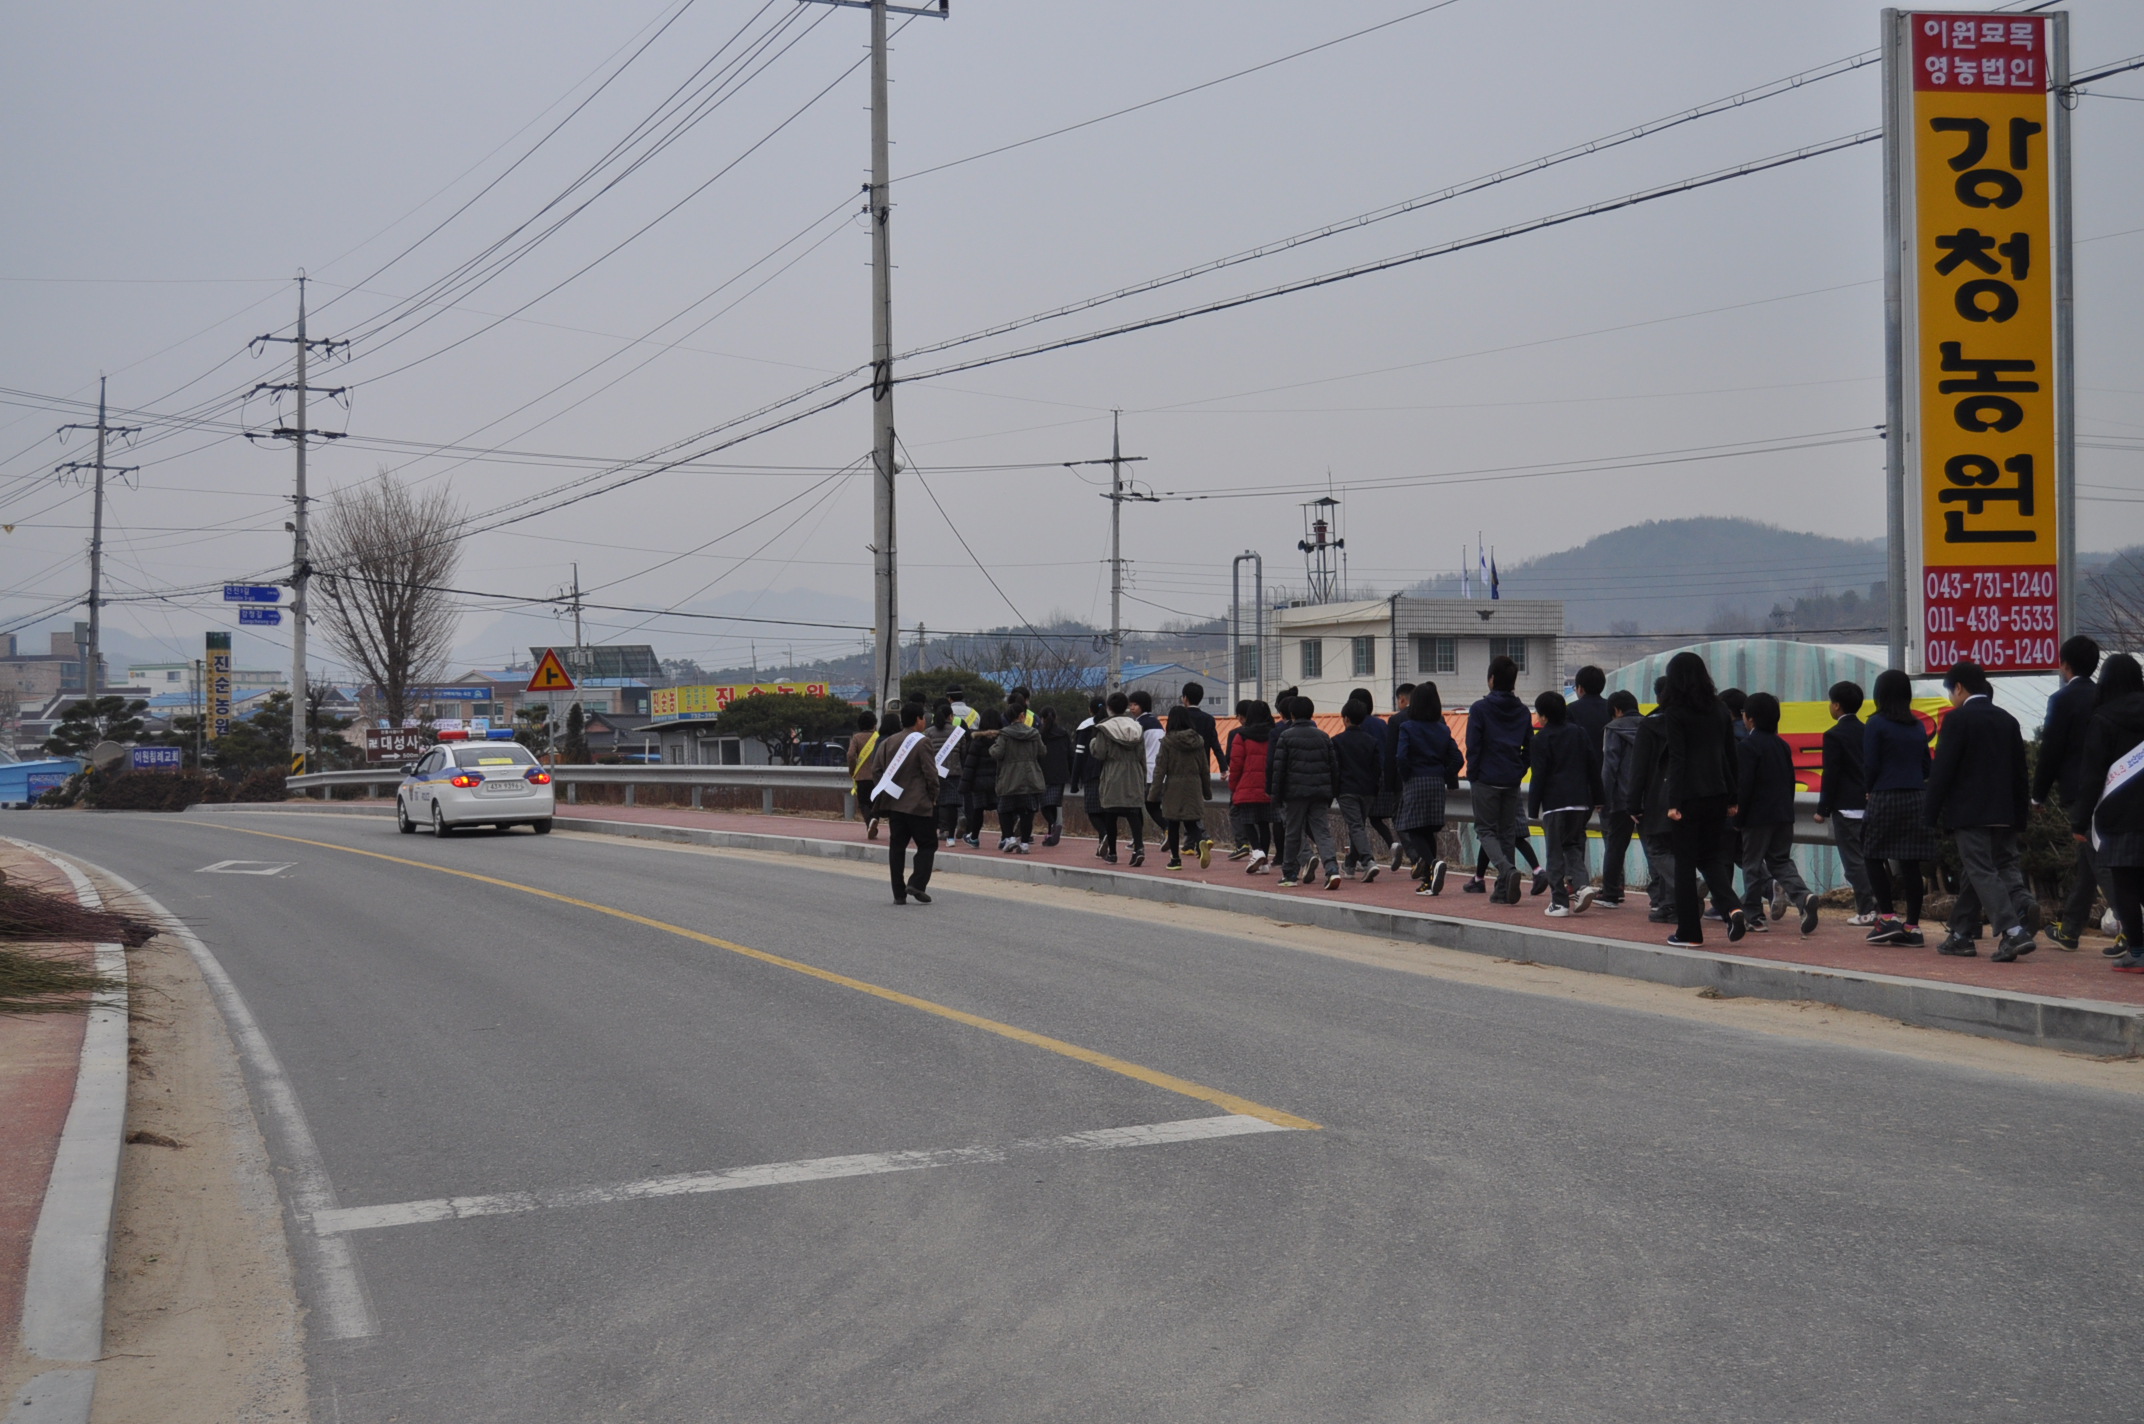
[1104,849,1118,864]
[1129,850,1145,868]
[1531,869,1550,897]
[1744,915,1770,934]
[1572,886,1598,915]
[1769,890,1789,923]
[1414,883,1438,897]
[1043,829,1061,848]
[1326,873,1342,890]
[1799,901,1820,937]
[1428,860,1448,896]
[868,820,881,840]
[1647,909,1676,924]
[2105,933,2132,959]
[2111,951,2144,973]
[1727,909,1749,943]
[1344,863,1361,881]
[1666,934,1703,948]
[1246,851,1268,875]
[1545,902,1571,918]
[1462,877,1486,894]
[1594,896,1623,909]
[1360,864,1379,885]
[1504,877,1527,906]
[2048,922,2082,952]
[1937,934,1978,957]
[1228,844,1252,861]
[962,834,980,848]
[1848,911,1878,928]
[1866,916,1907,945]
[1166,857,1183,870]
[1897,928,1925,947]
[1390,844,1408,874]
[1276,877,1301,888]
[998,837,1013,853]
[1992,927,2037,962]
[1017,842,1033,854]
[1095,843,1110,859]
[1198,838,1213,869]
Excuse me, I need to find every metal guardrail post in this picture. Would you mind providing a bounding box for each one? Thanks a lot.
[762,788,774,814]
[624,784,635,808]
[691,785,702,810]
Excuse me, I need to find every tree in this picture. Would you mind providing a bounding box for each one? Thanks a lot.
[562,702,590,764]
[716,691,861,765]
[312,470,463,724]
[514,703,551,754]
[207,688,357,777]
[43,696,148,759]
[2081,548,2144,650]
[900,668,1004,710]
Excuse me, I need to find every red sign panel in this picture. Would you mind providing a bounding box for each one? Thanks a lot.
[363,727,431,763]
[1910,15,2046,92]
[1921,564,2059,672]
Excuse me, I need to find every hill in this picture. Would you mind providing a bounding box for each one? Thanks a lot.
[1409,518,1886,635]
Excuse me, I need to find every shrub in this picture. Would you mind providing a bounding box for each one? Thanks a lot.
[233,770,288,803]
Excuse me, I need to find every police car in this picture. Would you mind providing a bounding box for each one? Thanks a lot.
[396,733,555,835]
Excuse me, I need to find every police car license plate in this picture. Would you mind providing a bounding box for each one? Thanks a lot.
[480,779,528,794]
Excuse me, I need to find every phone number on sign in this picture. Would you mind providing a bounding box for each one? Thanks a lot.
[1924,634,2057,671]
[1925,569,2057,603]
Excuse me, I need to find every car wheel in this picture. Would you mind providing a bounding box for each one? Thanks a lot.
[531,818,553,835]
[397,799,415,834]
[431,802,452,836]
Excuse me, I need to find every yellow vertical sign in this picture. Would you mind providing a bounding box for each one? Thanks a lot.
[1901,12,2064,674]
[207,630,232,739]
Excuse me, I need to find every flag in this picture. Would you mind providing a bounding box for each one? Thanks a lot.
[1490,550,1500,600]
[1461,547,1470,599]
[1478,543,1489,597]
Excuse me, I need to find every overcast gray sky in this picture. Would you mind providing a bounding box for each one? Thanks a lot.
[3,0,2139,676]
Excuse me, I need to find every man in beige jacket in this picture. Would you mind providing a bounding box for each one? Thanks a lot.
[865,702,942,905]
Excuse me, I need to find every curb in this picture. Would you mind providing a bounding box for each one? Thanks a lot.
[187,804,2144,1059]
[1,842,129,1424]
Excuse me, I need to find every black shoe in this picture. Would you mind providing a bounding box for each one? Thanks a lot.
[892,895,907,905]
[1666,934,1702,948]
[1462,877,1486,894]
[2105,933,2132,959]
[1865,916,1907,945]
[2048,922,2081,952]
[1531,869,1550,897]
[1799,900,1820,937]
[1130,850,1145,868]
[906,884,932,905]
[1104,849,1119,864]
[1727,909,1748,943]
[1896,928,1925,948]
[1992,927,2037,962]
[1428,860,1448,896]
[1937,934,1978,957]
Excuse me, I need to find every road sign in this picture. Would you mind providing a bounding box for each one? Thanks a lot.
[526,648,576,693]
[1886,11,2068,674]
[223,584,281,603]
[363,728,429,763]
[130,746,183,772]
[238,606,282,626]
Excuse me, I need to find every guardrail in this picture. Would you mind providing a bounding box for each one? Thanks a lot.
[285,766,1845,845]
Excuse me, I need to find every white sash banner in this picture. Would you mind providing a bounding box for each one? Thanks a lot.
[871,731,927,803]
[932,725,965,774]
[2093,740,2144,851]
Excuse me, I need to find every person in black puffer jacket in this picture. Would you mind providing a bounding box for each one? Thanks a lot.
[1657,651,1747,946]
[1528,691,1603,915]
[1268,696,1341,888]
[2071,653,2144,972]
[1037,707,1074,847]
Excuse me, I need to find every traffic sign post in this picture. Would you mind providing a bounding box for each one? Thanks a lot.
[1884,10,2069,675]
[527,649,576,693]
[238,606,282,626]
[222,584,281,603]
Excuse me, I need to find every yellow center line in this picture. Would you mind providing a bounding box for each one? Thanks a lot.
[182,820,1322,1131]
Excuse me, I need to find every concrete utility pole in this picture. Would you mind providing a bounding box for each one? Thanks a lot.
[56,377,140,703]
[250,276,346,775]
[568,563,585,652]
[1060,413,1152,695]
[801,0,948,710]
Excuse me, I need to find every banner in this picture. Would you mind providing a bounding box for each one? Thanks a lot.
[1892,12,2068,674]
[206,631,232,739]
[650,682,831,718]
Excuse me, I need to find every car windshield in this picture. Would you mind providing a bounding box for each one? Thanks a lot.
[453,745,536,768]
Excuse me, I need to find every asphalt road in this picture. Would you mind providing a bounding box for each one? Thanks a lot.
[18,808,2144,1423]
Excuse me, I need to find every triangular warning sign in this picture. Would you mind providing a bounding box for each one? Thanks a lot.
[526,648,576,693]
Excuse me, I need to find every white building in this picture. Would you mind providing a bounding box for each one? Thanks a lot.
[1264,596,1565,712]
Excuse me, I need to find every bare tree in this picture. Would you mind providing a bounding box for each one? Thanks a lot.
[312,471,463,724]
[2081,550,2144,652]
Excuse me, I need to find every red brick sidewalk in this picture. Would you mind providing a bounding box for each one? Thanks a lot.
[0,847,95,1355]
[555,805,2144,1008]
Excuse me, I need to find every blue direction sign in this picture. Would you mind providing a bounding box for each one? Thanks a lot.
[238,606,282,626]
[130,746,183,772]
[223,584,280,603]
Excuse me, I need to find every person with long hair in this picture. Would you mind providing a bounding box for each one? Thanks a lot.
[926,698,964,845]
[1037,705,1073,847]
[1862,669,1938,947]
[1153,706,1215,869]
[1656,650,1747,945]
[1228,700,1278,872]
[1089,691,1149,866]
[957,707,1003,848]
[1393,682,1459,895]
[2073,653,2144,971]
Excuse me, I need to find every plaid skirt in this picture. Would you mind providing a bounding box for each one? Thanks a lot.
[1864,787,1940,862]
[1396,772,1449,832]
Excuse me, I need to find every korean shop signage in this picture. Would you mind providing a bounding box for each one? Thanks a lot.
[1893,11,2068,674]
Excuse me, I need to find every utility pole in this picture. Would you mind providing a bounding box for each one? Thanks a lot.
[56,377,140,704]
[568,563,585,652]
[801,0,948,710]
[250,276,347,776]
[1063,412,1152,694]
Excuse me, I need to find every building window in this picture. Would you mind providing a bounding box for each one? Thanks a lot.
[1299,638,1323,680]
[1490,636,1528,672]
[1234,644,1260,681]
[1416,636,1456,675]
[1350,636,1376,678]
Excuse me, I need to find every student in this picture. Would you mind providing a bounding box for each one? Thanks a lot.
[1005,686,1037,727]
[926,699,965,845]
[1598,690,1644,908]
[1735,692,1818,935]
[1153,707,1215,869]
[1528,690,1602,917]
[1567,666,1613,752]
[1089,692,1149,866]
[1813,680,1877,924]
[1333,701,1386,882]
[2070,653,2144,972]
[1633,677,1679,923]
[1269,696,1343,890]
[1393,682,1459,895]
[1655,651,1747,946]
[1862,669,1937,948]
[1465,655,1534,904]
[1926,660,2037,961]
[1129,689,1166,836]
[1719,687,1750,743]
[1037,706,1073,847]
[1073,696,1107,855]
[1346,688,1397,856]
[1228,701,1277,872]
[865,702,940,904]
[2035,635,2102,949]
[1383,682,1417,871]
[990,707,1046,853]
[1178,682,1228,774]
[847,709,884,840]
[957,708,1002,848]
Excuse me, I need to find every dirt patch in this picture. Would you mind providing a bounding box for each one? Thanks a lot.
[89,891,307,1424]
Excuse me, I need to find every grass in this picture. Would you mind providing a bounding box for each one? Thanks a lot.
[0,945,125,1016]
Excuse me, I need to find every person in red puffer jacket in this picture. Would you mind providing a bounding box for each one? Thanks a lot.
[1227,700,1276,873]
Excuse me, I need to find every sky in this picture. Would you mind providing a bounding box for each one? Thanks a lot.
[2,0,2139,679]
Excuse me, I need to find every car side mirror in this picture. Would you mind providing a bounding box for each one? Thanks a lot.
[400,762,417,775]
